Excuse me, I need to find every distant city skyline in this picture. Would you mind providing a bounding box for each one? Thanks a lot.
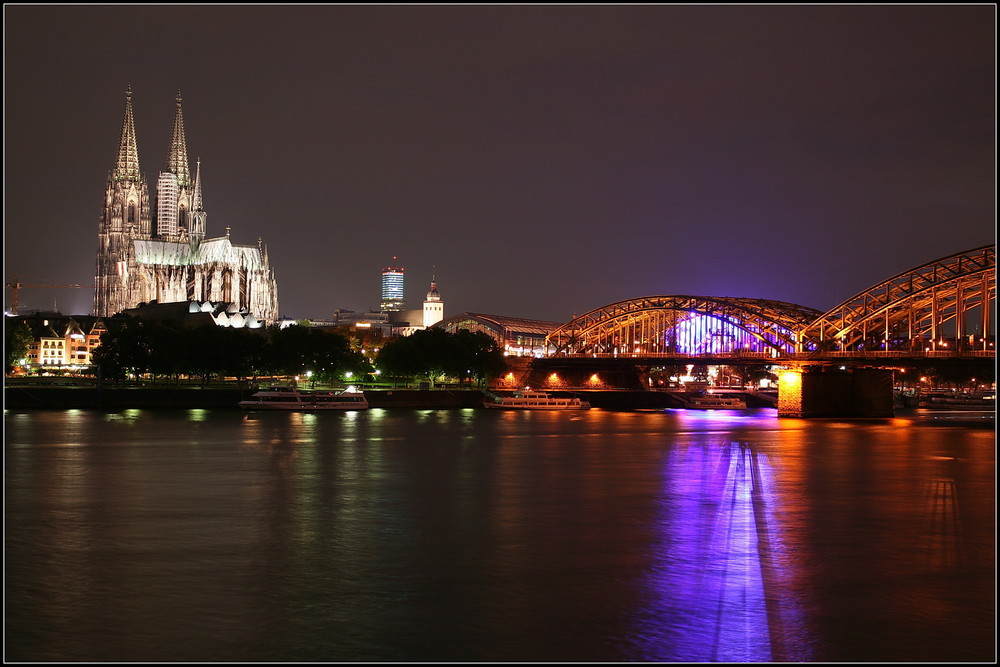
[4,5,995,321]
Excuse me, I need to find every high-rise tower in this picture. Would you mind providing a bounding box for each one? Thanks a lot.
[381,258,405,312]
[93,87,279,323]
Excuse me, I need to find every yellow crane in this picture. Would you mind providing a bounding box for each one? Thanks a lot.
[4,277,94,315]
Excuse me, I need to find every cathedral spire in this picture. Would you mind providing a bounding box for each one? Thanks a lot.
[190,157,207,242]
[166,91,190,187]
[192,157,204,211]
[114,85,142,182]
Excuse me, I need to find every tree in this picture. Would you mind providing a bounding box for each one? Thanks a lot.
[183,325,268,385]
[226,328,269,383]
[376,328,449,386]
[92,319,154,382]
[376,328,507,387]
[266,325,365,384]
[452,329,507,386]
[5,321,34,373]
[373,334,422,385]
[145,322,184,381]
[185,325,225,384]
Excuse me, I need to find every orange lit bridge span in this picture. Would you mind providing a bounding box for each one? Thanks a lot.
[544,245,995,365]
[797,244,994,355]
[546,296,822,360]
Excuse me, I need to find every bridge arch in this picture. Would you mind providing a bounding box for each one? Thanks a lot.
[546,296,824,357]
[799,245,995,352]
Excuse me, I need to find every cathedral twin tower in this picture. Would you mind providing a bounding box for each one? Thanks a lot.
[94,87,279,323]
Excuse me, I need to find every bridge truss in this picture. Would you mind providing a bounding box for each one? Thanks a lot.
[798,245,995,353]
[543,245,994,363]
[546,296,824,357]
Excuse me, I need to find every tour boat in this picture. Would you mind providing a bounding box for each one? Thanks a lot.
[684,394,748,410]
[239,386,369,411]
[918,393,996,409]
[484,389,591,410]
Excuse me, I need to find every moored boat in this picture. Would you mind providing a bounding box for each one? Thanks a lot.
[683,394,748,410]
[239,386,369,411]
[484,389,591,410]
[917,391,995,409]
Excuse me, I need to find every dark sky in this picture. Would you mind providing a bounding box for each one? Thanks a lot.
[4,5,996,321]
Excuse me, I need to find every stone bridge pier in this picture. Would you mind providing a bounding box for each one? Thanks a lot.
[777,366,895,418]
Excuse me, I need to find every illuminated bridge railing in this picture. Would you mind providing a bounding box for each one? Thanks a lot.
[797,350,995,359]
[550,350,995,361]
[551,352,784,360]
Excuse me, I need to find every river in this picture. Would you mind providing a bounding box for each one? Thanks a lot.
[4,406,995,662]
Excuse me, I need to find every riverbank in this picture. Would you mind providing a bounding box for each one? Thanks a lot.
[3,385,780,411]
[3,386,491,410]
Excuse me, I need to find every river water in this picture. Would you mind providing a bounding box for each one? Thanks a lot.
[4,406,995,662]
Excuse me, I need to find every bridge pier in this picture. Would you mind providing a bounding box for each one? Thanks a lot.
[777,367,894,418]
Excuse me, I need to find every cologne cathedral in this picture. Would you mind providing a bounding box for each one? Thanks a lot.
[93,87,279,322]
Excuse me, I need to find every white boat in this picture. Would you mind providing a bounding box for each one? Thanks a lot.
[484,389,591,410]
[918,392,996,409]
[684,394,747,410]
[239,386,369,411]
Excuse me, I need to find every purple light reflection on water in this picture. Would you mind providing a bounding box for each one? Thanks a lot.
[629,426,811,662]
[665,405,782,429]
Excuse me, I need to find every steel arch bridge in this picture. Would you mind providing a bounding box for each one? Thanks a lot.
[544,245,995,363]
[546,296,824,358]
[797,244,995,354]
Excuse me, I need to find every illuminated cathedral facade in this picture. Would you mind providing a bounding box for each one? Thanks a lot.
[93,87,279,322]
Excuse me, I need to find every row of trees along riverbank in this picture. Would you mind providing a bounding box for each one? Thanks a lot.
[81,320,507,388]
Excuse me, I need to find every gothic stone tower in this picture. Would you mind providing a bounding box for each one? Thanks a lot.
[94,85,152,318]
[155,92,205,242]
[93,88,279,322]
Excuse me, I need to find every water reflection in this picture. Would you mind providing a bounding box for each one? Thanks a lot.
[103,408,144,423]
[4,409,994,662]
[666,407,775,427]
[921,477,964,567]
[632,440,808,663]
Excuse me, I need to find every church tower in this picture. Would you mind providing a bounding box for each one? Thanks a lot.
[92,87,279,323]
[190,157,207,242]
[94,85,152,317]
[423,275,444,328]
[155,92,194,239]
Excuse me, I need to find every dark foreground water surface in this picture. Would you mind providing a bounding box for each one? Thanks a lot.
[4,407,995,662]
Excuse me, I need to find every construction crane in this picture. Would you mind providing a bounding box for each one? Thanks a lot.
[5,277,95,315]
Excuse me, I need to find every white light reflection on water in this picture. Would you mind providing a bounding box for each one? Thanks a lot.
[631,434,809,663]
[103,408,144,423]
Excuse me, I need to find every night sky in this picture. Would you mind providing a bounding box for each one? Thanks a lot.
[4,5,995,322]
